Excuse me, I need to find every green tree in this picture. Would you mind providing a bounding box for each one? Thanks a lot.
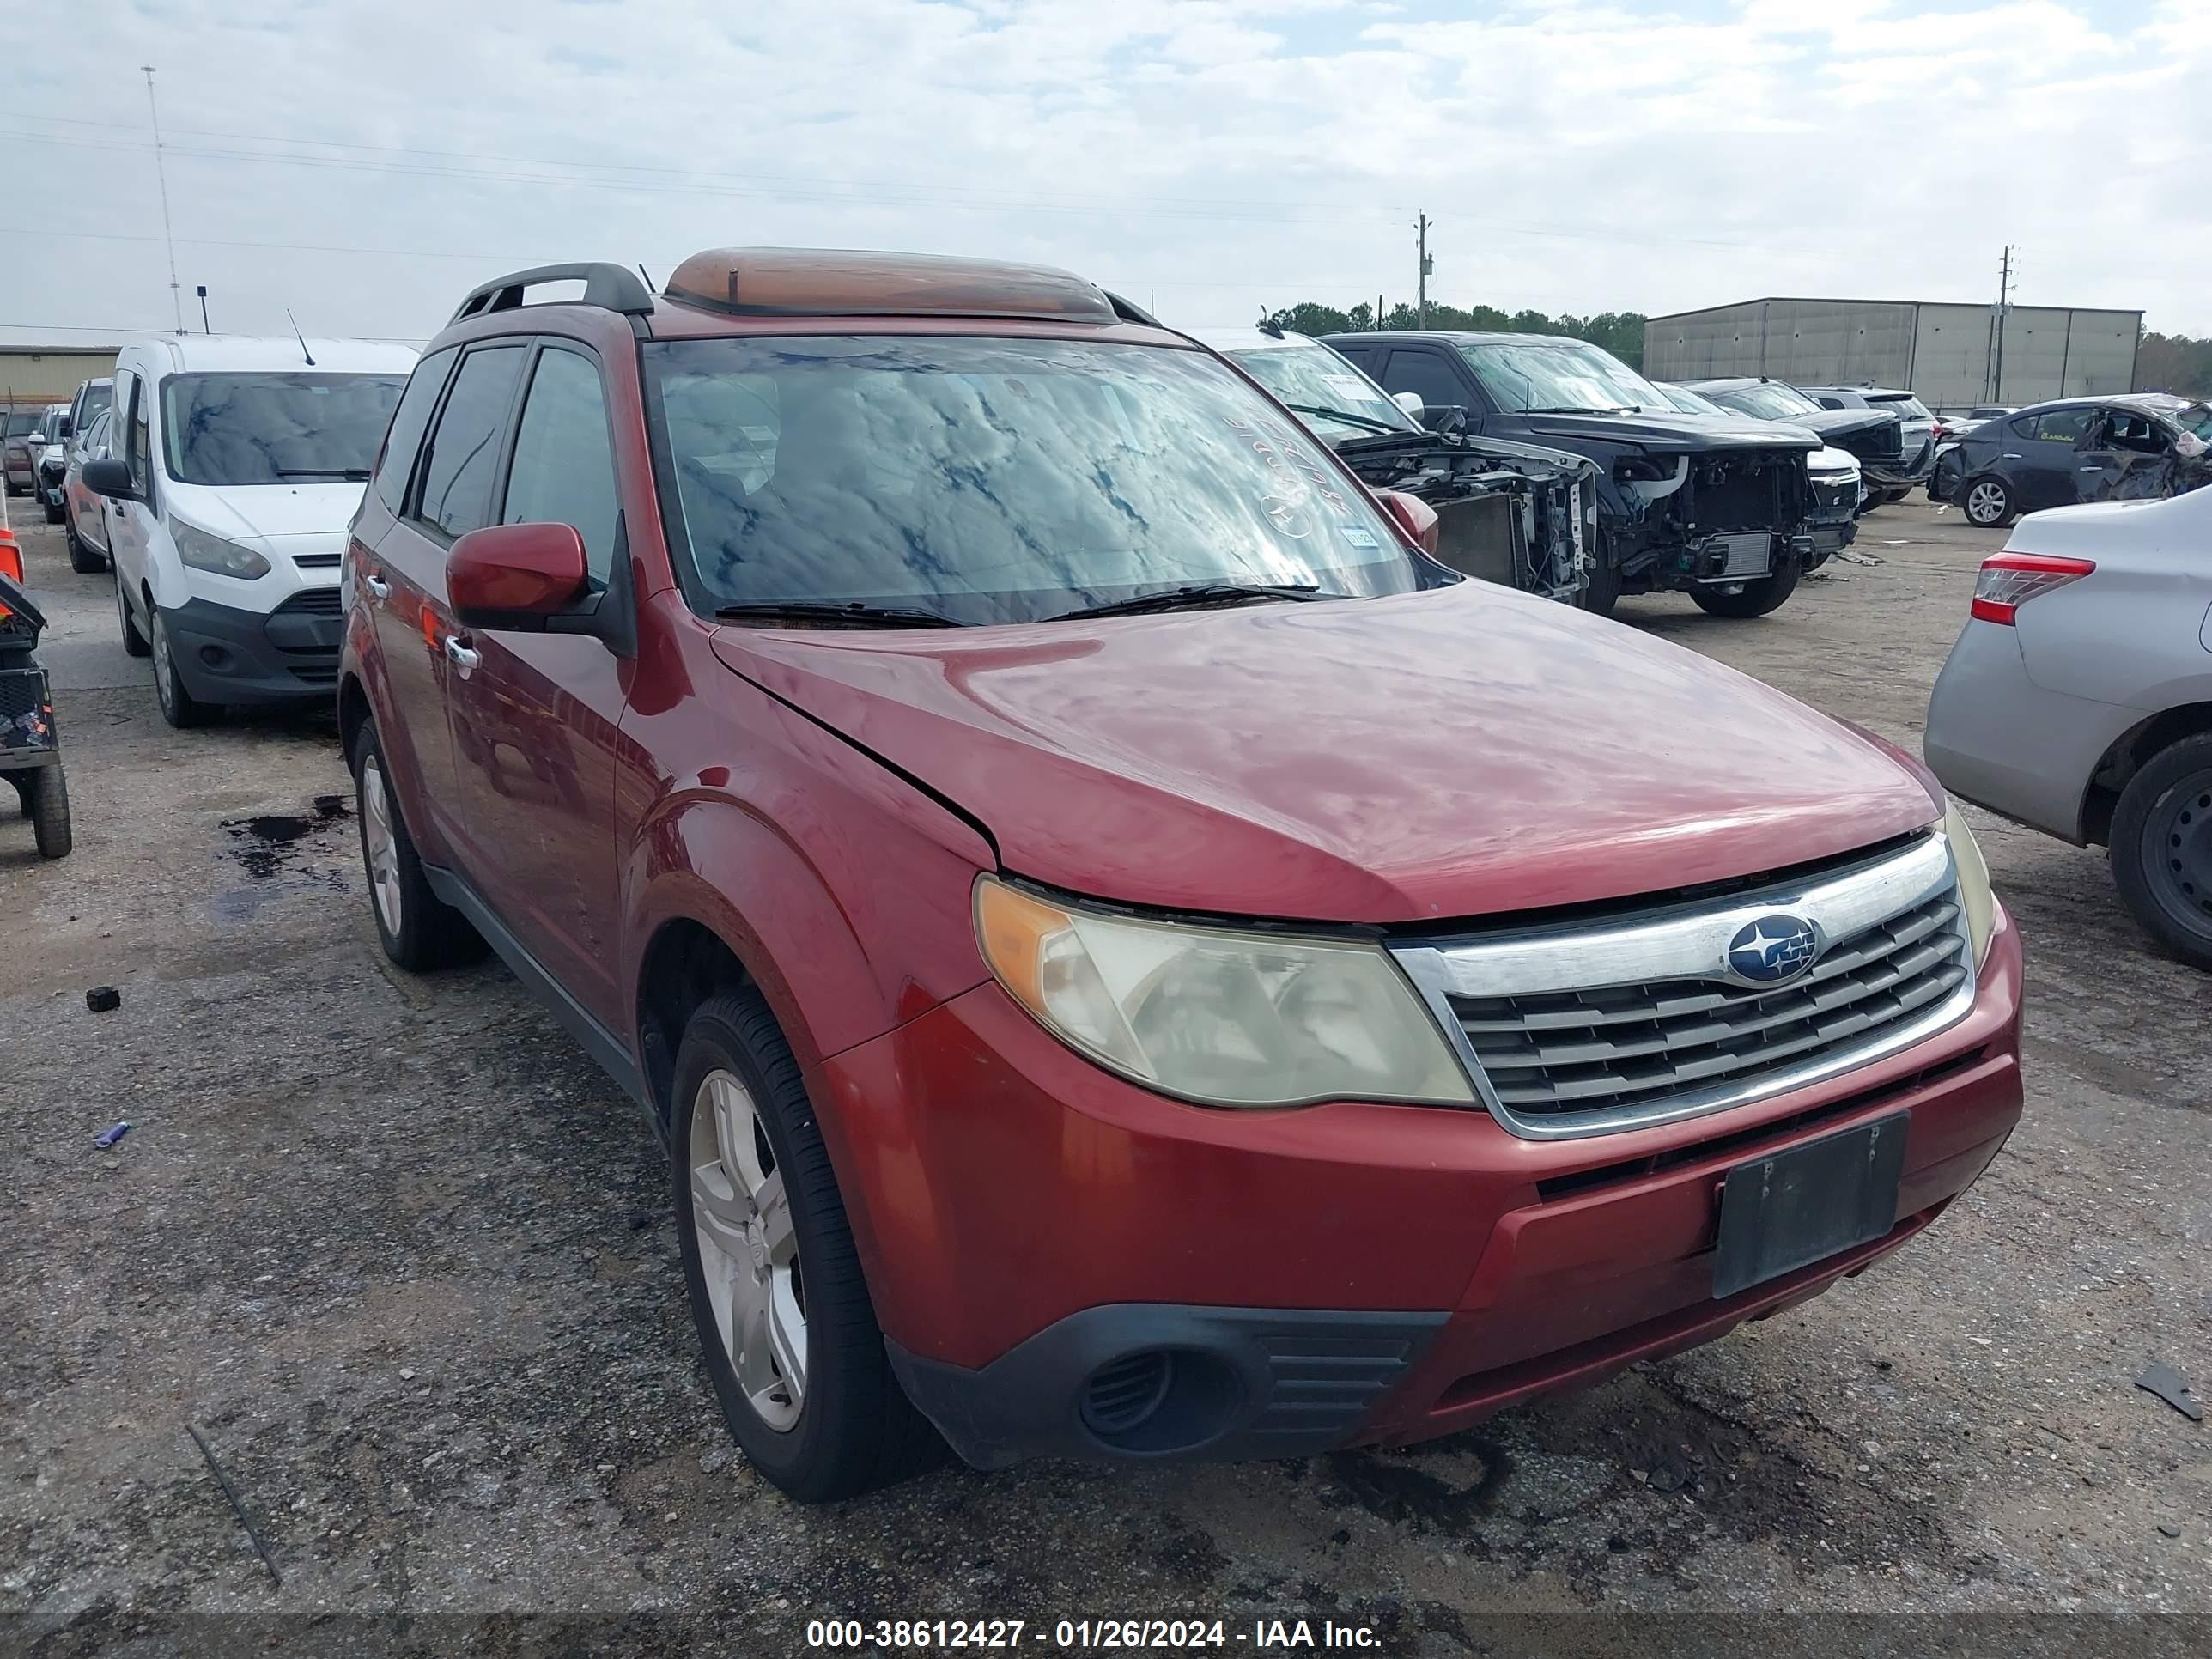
[1261,298,1649,368]
[2136,331,2212,398]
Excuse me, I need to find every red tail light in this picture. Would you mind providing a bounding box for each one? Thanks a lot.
[1970,551,2094,624]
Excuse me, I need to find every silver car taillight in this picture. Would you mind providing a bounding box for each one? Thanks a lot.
[1971,552,2095,625]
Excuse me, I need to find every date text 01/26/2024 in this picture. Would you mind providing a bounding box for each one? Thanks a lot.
[805,1618,1383,1650]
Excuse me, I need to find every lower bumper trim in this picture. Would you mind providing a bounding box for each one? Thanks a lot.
[887,1304,1446,1471]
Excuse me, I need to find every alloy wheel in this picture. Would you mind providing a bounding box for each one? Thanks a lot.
[359,756,404,936]
[149,610,175,713]
[1966,482,2007,526]
[689,1069,806,1431]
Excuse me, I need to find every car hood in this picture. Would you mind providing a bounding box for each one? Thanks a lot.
[1794,408,1900,444]
[709,583,1940,925]
[1512,409,1819,453]
[165,481,368,543]
[1334,428,1596,479]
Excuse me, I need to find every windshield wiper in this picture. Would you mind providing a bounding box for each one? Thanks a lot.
[1282,403,1404,435]
[276,467,372,480]
[714,599,967,629]
[1046,581,1327,622]
[1521,404,1638,416]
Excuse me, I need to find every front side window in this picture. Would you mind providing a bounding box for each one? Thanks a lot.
[126,379,153,495]
[416,345,526,540]
[502,346,620,585]
[1378,350,1470,416]
[371,346,458,516]
[160,372,407,487]
[1224,339,1419,443]
[645,335,1431,626]
[1455,338,1664,414]
[84,410,112,457]
[76,383,112,430]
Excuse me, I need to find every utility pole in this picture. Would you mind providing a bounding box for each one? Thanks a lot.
[141,67,185,336]
[1415,214,1433,330]
[1991,244,2014,403]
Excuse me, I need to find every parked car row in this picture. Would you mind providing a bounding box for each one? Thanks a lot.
[3,402,73,521]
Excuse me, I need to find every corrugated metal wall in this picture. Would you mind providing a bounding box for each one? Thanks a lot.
[0,349,118,411]
[1644,301,2142,410]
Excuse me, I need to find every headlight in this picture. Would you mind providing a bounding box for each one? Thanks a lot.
[974,875,1474,1109]
[1942,799,1996,964]
[172,520,270,580]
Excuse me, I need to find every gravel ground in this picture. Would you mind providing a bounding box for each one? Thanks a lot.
[2,505,2206,1658]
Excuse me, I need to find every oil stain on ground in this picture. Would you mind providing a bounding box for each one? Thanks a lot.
[214,793,353,918]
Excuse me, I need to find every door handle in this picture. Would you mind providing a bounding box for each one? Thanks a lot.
[444,635,482,678]
[2079,465,2104,471]
[365,574,391,602]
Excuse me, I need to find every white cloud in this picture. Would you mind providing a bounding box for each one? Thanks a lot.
[0,0,2203,349]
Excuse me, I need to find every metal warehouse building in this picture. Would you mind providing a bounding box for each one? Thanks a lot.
[1642,298,2142,413]
[2,344,118,416]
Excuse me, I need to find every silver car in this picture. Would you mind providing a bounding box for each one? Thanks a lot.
[1925,483,2212,968]
[61,408,114,573]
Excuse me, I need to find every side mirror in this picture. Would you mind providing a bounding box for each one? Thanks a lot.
[1372,489,1440,556]
[1392,391,1425,422]
[81,458,137,501]
[448,522,591,633]
[56,416,72,440]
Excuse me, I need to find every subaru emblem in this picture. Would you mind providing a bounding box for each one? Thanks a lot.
[1726,915,1818,985]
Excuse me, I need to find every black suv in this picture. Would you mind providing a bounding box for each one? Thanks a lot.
[1326,331,1819,617]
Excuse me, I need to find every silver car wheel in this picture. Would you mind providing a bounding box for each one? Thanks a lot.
[149,610,175,709]
[690,1069,805,1431]
[1966,481,2007,525]
[358,756,404,936]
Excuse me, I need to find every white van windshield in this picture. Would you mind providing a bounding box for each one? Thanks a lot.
[161,373,406,487]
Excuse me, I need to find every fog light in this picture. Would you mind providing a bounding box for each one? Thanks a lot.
[198,644,233,671]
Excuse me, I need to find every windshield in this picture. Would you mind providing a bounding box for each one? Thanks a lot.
[1454,338,1661,414]
[160,372,406,487]
[1222,337,1419,443]
[4,412,36,438]
[1870,393,1933,422]
[1711,383,1825,420]
[1656,383,1730,417]
[645,335,1430,626]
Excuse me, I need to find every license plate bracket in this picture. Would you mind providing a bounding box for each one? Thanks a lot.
[1711,1112,1908,1299]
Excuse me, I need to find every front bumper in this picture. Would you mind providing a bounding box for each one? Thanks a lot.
[818,911,2024,1468]
[1863,447,1936,489]
[159,590,344,705]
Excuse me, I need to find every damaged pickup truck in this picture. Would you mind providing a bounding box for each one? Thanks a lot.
[1203,328,1597,603]
[1325,330,1821,617]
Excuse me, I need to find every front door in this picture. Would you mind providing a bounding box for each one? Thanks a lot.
[107,371,159,639]
[2074,408,2170,502]
[443,340,629,1028]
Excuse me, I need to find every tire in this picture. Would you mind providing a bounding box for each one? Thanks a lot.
[116,566,150,657]
[66,522,105,574]
[2109,732,2212,972]
[43,499,64,526]
[30,767,71,859]
[9,772,33,817]
[349,721,484,971]
[148,605,212,728]
[1578,544,1621,619]
[1691,559,1802,619]
[1962,475,2015,528]
[672,988,945,1502]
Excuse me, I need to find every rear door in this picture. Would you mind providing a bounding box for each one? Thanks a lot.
[443,338,630,1024]
[374,341,526,861]
[2011,406,2094,509]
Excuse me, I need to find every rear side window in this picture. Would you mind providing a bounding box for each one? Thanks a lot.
[1872,394,1932,422]
[2027,408,2091,444]
[373,346,459,516]
[501,346,620,586]
[416,344,526,540]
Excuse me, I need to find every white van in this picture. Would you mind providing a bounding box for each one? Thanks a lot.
[86,336,416,726]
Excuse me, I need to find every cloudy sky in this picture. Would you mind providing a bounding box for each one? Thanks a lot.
[2,0,2205,349]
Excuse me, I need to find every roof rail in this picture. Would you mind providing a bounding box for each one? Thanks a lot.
[451,262,654,325]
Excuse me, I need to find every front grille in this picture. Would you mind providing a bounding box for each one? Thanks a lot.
[1810,476,1858,520]
[291,552,342,569]
[1687,457,1784,532]
[1449,890,1968,1119]
[1393,834,1977,1138]
[288,664,339,685]
[275,587,343,616]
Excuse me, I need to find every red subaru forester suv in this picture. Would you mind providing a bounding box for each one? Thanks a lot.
[340,248,2023,1502]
